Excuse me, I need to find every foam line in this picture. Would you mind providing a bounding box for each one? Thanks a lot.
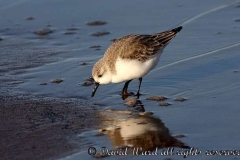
[153,42,240,72]
[171,0,240,27]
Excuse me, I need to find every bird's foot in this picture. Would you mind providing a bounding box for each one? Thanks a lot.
[121,91,135,100]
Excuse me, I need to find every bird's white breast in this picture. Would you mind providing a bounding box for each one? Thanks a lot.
[111,50,163,83]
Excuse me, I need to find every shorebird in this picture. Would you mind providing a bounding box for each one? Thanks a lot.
[91,26,183,98]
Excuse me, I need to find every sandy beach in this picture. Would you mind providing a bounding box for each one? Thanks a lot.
[1,0,240,160]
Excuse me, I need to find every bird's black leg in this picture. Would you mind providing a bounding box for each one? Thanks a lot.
[121,79,134,100]
[122,79,133,96]
[136,77,142,98]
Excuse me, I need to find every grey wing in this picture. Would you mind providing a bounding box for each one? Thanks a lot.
[119,26,182,62]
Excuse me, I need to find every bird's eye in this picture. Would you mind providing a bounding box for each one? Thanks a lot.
[98,75,102,78]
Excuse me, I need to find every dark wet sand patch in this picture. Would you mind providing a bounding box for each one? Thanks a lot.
[82,81,93,86]
[236,4,240,8]
[26,16,35,20]
[51,78,63,84]
[34,28,53,36]
[63,31,77,35]
[159,102,171,106]
[174,97,187,102]
[79,62,89,66]
[90,31,110,37]
[39,82,48,85]
[234,19,240,22]
[233,70,239,73]
[89,45,101,50]
[86,21,107,26]
[0,92,99,160]
[174,134,187,138]
[147,96,168,101]
[89,45,101,49]
[82,77,94,86]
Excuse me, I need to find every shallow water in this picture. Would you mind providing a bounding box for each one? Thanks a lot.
[1,0,240,159]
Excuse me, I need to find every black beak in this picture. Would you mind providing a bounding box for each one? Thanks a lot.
[92,82,100,97]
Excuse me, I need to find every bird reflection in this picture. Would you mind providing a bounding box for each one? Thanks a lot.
[108,116,187,151]
[102,114,189,153]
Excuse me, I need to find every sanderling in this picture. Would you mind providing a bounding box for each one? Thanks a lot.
[91,26,183,98]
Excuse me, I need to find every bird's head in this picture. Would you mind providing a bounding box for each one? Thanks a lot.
[91,59,112,97]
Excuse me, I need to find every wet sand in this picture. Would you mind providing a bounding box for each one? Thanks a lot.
[1,0,240,160]
[0,92,98,160]
[0,40,100,160]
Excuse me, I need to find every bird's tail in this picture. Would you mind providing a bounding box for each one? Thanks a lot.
[154,26,183,47]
